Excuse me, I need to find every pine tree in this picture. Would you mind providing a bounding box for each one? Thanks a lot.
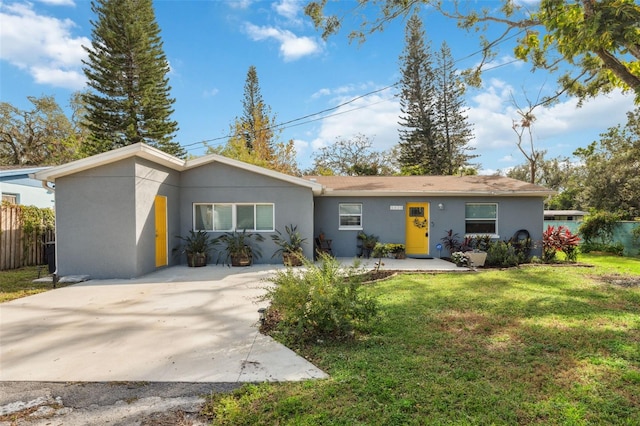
[433,42,476,174]
[397,13,441,175]
[209,66,299,175]
[81,0,184,157]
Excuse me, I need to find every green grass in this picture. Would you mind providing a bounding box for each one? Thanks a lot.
[0,265,57,302]
[203,255,640,425]
[580,252,640,275]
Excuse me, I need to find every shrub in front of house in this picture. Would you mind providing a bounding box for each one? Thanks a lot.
[260,253,378,345]
[486,241,522,267]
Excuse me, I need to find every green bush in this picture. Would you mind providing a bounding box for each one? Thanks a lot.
[486,241,522,267]
[632,226,640,244]
[580,242,624,256]
[579,211,620,245]
[261,253,378,344]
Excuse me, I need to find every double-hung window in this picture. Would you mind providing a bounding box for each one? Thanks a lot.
[194,203,274,232]
[465,203,498,235]
[339,203,362,230]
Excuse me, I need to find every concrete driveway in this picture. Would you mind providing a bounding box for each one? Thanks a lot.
[0,265,327,383]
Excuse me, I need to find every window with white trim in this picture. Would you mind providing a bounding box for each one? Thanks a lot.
[339,203,362,230]
[465,203,497,235]
[1,193,18,204]
[194,203,274,232]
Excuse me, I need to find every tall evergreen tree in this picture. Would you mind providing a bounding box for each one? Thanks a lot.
[240,66,266,151]
[82,0,184,157]
[433,42,476,174]
[397,13,440,175]
[208,66,299,175]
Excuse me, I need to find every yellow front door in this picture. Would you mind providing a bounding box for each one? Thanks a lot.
[155,195,168,267]
[405,202,429,256]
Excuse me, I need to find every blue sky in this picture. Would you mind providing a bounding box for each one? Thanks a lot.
[1,0,636,174]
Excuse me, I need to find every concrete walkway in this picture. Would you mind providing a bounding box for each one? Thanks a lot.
[0,265,325,383]
[0,257,462,384]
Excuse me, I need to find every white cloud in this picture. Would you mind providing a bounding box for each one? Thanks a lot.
[37,0,76,6]
[296,78,636,173]
[0,3,88,89]
[244,23,322,61]
[228,0,253,10]
[273,0,300,21]
[294,88,400,168]
[31,66,85,88]
[310,82,376,100]
[467,78,636,171]
[202,88,220,98]
[481,54,525,73]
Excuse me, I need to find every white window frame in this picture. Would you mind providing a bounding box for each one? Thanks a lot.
[465,203,498,237]
[338,203,363,230]
[193,203,274,232]
[1,193,18,204]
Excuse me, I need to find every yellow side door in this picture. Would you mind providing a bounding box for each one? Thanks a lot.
[405,202,429,256]
[155,195,168,267]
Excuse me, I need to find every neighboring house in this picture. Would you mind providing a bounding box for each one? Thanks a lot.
[544,210,589,222]
[0,167,55,208]
[34,143,554,279]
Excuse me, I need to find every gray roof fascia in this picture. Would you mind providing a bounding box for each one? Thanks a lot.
[318,189,556,197]
[32,143,185,182]
[1,167,51,179]
[31,143,324,195]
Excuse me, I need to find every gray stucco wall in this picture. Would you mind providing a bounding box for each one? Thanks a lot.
[314,196,545,258]
[134,158,181,275]
[55,158,180,279]
[178,163,315,264]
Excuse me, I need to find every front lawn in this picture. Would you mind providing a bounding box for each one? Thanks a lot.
[0,266,55,303]
[203,255,640,425]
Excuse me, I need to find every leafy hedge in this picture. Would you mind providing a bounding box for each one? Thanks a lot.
[260,253,378,345]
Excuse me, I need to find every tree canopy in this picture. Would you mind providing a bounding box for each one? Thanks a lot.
[305,0,640,103]
[573,107,640,219]
[0,96,83,166]
[82,0,184,157]
[208,66,299,175]
[396,13,476,175]
[309,134,395,176]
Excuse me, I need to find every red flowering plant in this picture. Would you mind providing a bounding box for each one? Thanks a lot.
[542,225,581,263]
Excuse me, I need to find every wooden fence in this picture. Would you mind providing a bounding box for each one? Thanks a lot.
[0,205,55,270]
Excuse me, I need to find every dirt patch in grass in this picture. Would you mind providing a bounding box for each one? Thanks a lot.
[360,270,397,283]
[593,274,640,288]
[139,409,203,425]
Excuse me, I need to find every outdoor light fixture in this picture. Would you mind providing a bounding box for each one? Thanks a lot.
[438,203,444,210]
[258,308,266,324]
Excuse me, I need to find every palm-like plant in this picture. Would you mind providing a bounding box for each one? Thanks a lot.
[216,230,265,266]
[271,224,307,266]
[175,230,217,267]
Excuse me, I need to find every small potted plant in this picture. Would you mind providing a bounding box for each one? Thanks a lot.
[387,243,406,259]
[450,251,469,267]
[465,234,490,267]
[271,224,307,266]
[216,230,265,267]
[175,230,217,267]
[357,232,379,258]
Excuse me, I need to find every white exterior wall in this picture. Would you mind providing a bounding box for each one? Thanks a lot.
[1,181,55,208]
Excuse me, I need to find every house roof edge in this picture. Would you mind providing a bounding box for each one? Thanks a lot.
[32,143,185,182]
[186,154,324,194]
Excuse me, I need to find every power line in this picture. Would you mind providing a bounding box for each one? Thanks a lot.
[182,21,528,154]
[182,83,400,150]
